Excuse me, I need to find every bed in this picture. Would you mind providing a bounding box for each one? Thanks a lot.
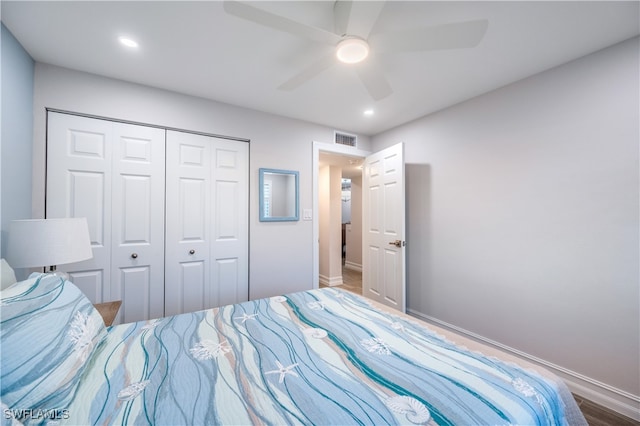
[1,273,587,425]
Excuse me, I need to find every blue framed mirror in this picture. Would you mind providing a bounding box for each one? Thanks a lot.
[259,168,299,222]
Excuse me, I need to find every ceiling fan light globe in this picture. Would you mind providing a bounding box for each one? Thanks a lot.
[336,38,369,64]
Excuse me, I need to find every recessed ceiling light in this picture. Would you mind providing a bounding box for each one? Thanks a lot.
[363,109,374,116]
[118,36,139,48]
[336,38,369,64]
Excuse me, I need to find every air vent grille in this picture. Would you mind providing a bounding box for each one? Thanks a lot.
[334,131,357,147]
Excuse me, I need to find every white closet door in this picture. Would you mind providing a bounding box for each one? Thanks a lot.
[111,124,166,323]
[165,131,248,315]
[165,131,212,316]
[47,112,166,323]
[47,113,113,303]
[211,139,249,307]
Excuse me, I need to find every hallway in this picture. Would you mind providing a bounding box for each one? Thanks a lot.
[320,266,362,295]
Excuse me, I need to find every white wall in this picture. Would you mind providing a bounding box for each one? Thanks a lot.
[31,63,371,300]
[318,165,330,281]
[318,165,343,286]
[341,186,351,224]
[372,37,639,416]
[329,166,343,282]
[345,175,362,270]
[1,24,34,272]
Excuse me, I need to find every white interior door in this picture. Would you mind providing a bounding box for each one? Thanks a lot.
[47,113,113,303]
[362,142,406,312]
[110,124,166,323]
[210,139,249,307]
[165,131,248,315]
[165,131,212,316]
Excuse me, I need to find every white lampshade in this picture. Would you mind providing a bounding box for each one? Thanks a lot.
[7,218,93,269]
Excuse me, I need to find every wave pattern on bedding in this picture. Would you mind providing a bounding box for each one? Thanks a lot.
[66,289,570,425]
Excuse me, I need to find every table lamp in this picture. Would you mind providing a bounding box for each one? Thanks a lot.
[6,218,93,280]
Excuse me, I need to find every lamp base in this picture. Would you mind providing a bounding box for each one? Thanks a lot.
[46,265,70,281]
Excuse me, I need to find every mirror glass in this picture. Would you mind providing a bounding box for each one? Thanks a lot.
[259,168,299,221]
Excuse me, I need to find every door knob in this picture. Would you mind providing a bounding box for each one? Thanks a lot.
[131,253,138,259]
[189,249,195,255]
[388,240,404,248]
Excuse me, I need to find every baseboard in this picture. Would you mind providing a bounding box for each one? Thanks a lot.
[407,309,640,422]
[319,274,343,287]
[344,261,362,272]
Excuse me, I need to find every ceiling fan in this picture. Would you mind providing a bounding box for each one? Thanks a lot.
[223,1,488,101]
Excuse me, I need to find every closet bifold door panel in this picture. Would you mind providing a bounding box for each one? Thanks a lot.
[47,113,112,303]
[46,112,166,324]
[165,131,248,316]
[110,123,166,323]
[164,131,211,316]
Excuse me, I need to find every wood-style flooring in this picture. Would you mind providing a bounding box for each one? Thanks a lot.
[320,267,640,426]
[573,394,640,426]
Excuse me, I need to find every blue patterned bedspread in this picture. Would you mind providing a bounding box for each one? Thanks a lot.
[65,288,577,425]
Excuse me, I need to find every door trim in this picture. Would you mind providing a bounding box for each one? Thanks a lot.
[311,141,371,289]
[46,108,250,143]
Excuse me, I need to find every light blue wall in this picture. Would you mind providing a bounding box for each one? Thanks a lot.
[1,23,34,257]
[372,37,639,412]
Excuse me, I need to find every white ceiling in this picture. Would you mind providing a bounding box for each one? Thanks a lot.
[319,151,364,178]
[2,1,638,136]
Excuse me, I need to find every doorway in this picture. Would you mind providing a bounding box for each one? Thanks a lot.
[312,141,369,295]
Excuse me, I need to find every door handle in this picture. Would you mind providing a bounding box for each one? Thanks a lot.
[189,249,195,255]
[388,240,404,248]
[131,253,138,259]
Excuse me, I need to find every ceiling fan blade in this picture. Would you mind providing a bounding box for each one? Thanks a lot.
[278,54,336,91]
[355,58,393,101]
[223,1,341,45]
[345,1,386,39]
[370,19,489,53]
[333,0,352,36]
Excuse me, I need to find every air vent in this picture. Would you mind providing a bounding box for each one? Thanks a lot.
[334,131,357,147]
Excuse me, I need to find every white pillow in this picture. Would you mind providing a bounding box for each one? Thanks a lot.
[0,259,17,290]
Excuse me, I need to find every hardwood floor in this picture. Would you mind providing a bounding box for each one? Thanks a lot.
[320,267,640,426]
[573,394,640,426]
[330,266,363,294]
